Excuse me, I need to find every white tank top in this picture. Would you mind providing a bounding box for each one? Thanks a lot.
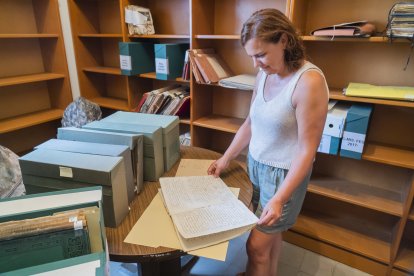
[249,62,327,170]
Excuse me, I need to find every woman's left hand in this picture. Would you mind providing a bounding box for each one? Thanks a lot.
[258,199,284,226]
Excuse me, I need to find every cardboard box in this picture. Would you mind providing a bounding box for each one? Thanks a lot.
[318,101,351,155]
[35,139,135,204]
[82,121,164,181]
[119,42,155,76]
[154,43,189,80]
[318,134,341,155]
[19,149,129,228]
[101,111,180,171]
[57,127,144,194]
[340,103,374,159]
[0,187,107,275]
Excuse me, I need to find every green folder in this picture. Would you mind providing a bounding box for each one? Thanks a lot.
[119,42,155,75]
[154,43,189,80]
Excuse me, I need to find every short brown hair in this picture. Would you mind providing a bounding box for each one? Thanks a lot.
[241,8,305,72]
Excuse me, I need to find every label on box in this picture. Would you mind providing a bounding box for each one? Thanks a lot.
[155,58,169,74]
[318,135,331,154]
[59,166,73,178]
[341,131,366,153]
[120,55,132,70]
[124,9,133,24]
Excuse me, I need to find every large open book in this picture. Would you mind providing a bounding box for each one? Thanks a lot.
[159,175,258,252]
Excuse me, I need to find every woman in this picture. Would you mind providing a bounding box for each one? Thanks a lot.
[208,9,329,276]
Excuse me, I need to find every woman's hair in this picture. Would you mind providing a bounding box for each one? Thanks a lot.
[241,8,305,72]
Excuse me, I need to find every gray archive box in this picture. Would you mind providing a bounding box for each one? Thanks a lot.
[19,149,128,227]
[83,121,164,181]
[57,127,144,193]
[35,139,135,204]
[102,111,180,171]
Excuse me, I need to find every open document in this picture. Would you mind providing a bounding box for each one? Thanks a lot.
[160,175,258,252]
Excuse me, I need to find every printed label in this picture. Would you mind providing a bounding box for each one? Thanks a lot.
[69,216,78,222]
[73,220,83,230]
[59,166,73,178]
[341,131,366,153]
[120,55,132,70]
[155,58,169,74]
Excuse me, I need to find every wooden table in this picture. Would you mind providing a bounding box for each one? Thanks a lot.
[106,146,253,276]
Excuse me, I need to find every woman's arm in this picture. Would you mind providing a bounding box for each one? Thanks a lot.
[259,70,328,226]
[208,72,262,177]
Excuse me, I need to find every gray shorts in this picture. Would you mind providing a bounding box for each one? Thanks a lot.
[247,153,310,234]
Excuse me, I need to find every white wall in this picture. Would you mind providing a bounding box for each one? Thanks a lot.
[58,0,80,99]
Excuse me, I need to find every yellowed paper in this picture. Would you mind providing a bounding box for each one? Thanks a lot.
[175,159,214,176]
[124,188,241,261]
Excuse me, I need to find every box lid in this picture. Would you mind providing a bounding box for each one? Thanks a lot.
[83,121,162,145]
[36,139,130,157]
[19,149,123,186]
[58,127,142,150]
[102,111,179,134]
[323,102,351,137]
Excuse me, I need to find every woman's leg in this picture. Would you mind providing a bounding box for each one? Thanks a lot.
[245,228,282,276]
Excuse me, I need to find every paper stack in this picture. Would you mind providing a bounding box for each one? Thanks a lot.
[188,49,233,84]
[218,74,256,91]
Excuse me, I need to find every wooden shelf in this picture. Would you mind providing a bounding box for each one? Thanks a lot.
[329,90,414,108]
[394,241,414,273]
[78,34,123,38]
[138,72,189,83]
[0,34,59,38]
[195,34,240,40]
[309,175,403,217]
[91,97,129,111]
[83,67,121,75]
[180,118,191,125]
[0,109,63,134]
[130,34,189,39]
[292,210,391,264]
[0,73,65,87]
[193,115,244,133]
[362,143,414,169]
[302,36,411,43]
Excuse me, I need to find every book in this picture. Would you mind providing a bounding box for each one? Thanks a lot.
[193,52,233,83]
[159,175,258,251]
[311,21,376,37]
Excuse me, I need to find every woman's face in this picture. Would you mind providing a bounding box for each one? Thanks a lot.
[244,36,287,75]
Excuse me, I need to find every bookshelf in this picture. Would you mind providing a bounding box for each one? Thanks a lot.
[65,0,414,274]
[68,0,191,132]
[282,0,414,275]
[0,0,72,154]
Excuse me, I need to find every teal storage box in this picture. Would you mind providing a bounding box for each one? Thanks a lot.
[19,149,129,228]
[119,42,155,75]
[57,127,144,194]
[154,43,189,80]
[340,103,374,159]
[101,111,181,171]
[35,139,135,204]
[0,187,107,275]
[83,121,164,181]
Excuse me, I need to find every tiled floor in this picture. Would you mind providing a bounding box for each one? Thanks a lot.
[109,232,371,276]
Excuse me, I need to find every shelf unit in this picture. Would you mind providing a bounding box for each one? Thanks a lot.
[0,0,72,154]
[281,1,414,275]
[68,0,191,133]
[65,0,413,274]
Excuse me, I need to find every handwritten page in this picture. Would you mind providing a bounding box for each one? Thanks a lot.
[159,175,258,251]
[175,159,214,176]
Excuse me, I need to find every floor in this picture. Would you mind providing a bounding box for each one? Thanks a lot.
[109,232,371,276]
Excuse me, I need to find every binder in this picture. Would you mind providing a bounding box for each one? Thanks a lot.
[154,43,189,80]
[119,42,155,76]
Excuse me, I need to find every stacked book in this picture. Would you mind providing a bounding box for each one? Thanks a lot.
[218,74,256,91]
[136,85,190,117]
[387,3,414,39]
[188,49,233,84]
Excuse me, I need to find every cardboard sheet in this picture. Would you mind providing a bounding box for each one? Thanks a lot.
[124,159,241,261]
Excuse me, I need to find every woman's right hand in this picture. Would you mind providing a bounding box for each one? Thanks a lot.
[207,157,230,177]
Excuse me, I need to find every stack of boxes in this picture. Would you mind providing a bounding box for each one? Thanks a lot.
[18,112,181,229]
[318,101,373,159]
